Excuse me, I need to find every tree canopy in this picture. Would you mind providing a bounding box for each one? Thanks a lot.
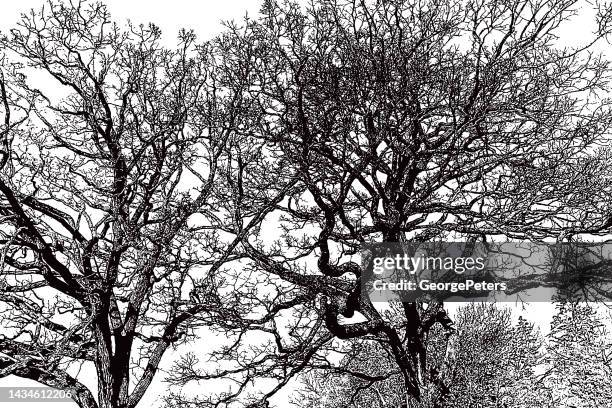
[1,0,612,407]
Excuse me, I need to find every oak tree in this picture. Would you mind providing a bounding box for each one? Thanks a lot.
[168,0,612,406]
[0,1,264,407]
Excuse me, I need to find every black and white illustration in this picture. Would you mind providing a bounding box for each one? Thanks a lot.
[1,0,612,407]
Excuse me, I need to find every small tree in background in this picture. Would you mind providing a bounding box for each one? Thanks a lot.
[444,304,546,408]
[544,303,612,407]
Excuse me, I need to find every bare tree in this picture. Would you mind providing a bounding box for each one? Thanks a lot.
[544,302,612,407]
[0,1,267,408]
[3,1,612,408]
[165,0,612,406]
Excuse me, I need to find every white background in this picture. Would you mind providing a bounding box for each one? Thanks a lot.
[0,0,601,407]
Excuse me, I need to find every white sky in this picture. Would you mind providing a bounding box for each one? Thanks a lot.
[0,1,264,43]
[0,1,607,407]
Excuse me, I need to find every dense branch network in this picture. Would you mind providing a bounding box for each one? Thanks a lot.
[2,1,612,408]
